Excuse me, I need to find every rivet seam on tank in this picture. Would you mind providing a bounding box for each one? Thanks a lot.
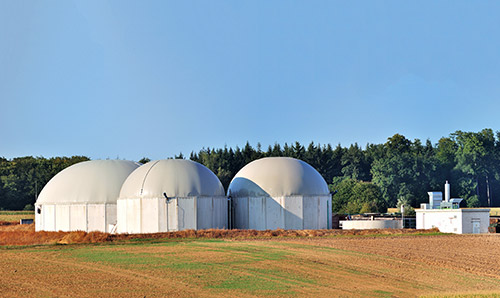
[140,160,161,195]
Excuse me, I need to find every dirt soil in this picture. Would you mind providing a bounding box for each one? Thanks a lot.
[1,227,500,297]
[285,234,500,279]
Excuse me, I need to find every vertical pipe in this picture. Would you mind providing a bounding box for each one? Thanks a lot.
[228,196,232,229]
[194,197,198,230]
[85,203,88,232]
[176,198,179,231]
[445,181,451,202]
[157,199,160,233]
[327,198,330,229]
[486,174,491,207]
[401,204,404,229]
[104,203,107,233]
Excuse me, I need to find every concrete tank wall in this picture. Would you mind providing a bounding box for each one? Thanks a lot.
[341,219,402,230]
[117,196,228,234]
[232,195,332,230]
[35,203,116,232]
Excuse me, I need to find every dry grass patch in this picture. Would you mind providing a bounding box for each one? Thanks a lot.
[0,223,441,246]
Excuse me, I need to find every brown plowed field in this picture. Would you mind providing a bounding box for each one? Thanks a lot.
[1,226,500,297]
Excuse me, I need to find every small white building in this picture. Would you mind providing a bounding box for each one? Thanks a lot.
[227,157,332,230]
[416,181,490,234]
[416,209,490,234]
[117,159,227,234]
[35,160,140,232]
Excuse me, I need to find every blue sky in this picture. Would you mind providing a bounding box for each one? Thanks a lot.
[1,1,500,161]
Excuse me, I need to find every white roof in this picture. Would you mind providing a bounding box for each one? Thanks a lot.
[36,160,140,205]
[228,157,330,197]
[119,159,225,199]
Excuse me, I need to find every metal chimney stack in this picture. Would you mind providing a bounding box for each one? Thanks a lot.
[445,181,451,202]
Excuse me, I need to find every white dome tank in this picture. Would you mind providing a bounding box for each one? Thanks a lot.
[37,160,140,205]
[117,159,227,234]
[35,160,140,232]
[119,159,224,199]
[227,157,331,230]
[228,157,329,197]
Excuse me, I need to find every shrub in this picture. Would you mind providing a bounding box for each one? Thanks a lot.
[23,204,35,211]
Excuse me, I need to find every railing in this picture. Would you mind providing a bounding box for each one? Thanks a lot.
[402,217,416,229]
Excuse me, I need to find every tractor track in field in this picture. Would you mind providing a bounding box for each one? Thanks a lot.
[1,252,219,298]
[286,234,500,278]
[2,233,500,297]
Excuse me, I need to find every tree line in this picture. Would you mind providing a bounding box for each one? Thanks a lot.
[1,129,499,213]
[191,128,500,213]
[0,156,89,210]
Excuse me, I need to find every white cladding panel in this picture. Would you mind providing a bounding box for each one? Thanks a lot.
[197,197,214,230]
[106,204,117,232]
[321,196,332,229]
[232,195,331,230]
[303,196,319,229]
[43,205,56,231]
[117,200,127,233]
[284,196,303,230]
[178,198,195,230]
[249,197,266,230]
[141,198,160,233]
[118,196,226,233]
[35,205,42,231]
[266,197,283,230]
[167,199,178,231]
[87,204,105,232]
[70,205,87,231]
[234,197,248,229]
[158,198,168,232]
[126,199,141,234]
[36,203,114,233]
[212,198,220,229]
[196,197,227,230]
[55,205,70,231]
[213,197,228,229]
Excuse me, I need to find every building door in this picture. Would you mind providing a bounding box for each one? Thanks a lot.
[472,220,480,234]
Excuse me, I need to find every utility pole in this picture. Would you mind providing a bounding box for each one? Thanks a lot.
[401,204,405,229]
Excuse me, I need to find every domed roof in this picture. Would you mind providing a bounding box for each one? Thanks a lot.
[228,157,329,197]
[37,160,141,205]
[119,159,225,199]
